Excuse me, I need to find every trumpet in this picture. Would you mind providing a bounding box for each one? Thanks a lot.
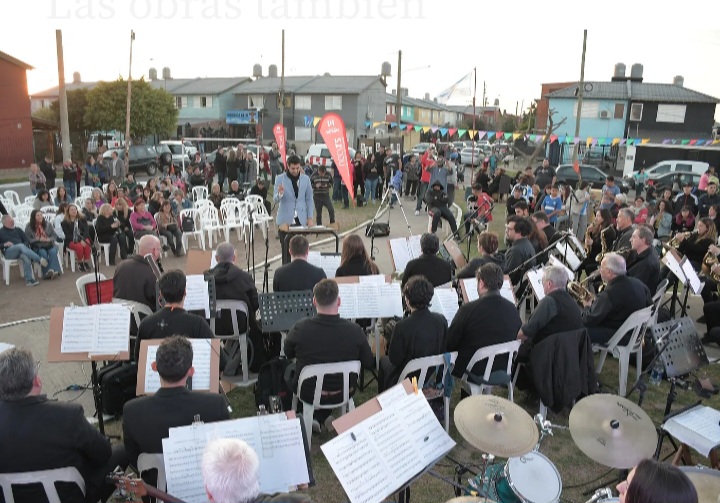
[666,231,697,249]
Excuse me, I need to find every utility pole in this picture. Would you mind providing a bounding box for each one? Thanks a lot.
[56,30,71,163]
[124,30,135,162]
[279,29,285,140]
[396,50,402,151]
[572,29,588,183]
[482,81,486,107]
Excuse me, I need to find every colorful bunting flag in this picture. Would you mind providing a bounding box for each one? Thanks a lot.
[612,138,620,146]
[422,126,431,133]
[696,140,706,146]
[496,131,504,140]
[468,130,476,139]
[477,131,487,140]
[512,133,522,140]
[681,139,690,145]
[565,136,573,144]
[372,121,382,128]
[591,139,598,146]
[406,124,413,132]
[689,139,698,145]
[458,129,467,138]
[312,117,321,127]
[550,135,558,143]
[390,122,397,128]
[449,128,458,137]
[586,138,593,146]
[528,134,536,141]
[641,138,650,145]
[487,132,496,140]
[440,128,449,137]
[364,121,372,129]
[431,127,439,133]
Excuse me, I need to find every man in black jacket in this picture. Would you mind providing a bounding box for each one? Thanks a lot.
[273,235,326,292]
[613,208,635,251]
[39,154,56,189]
[0,347,123,503]
[135,269,215,361]
[402,232,452,288]
[448,263,522,379]
[123,336,229,469]
[284,279,374,432]
[627,225,661,293]
[503,215,536,285]
[0,214,47,286]
[583,252,652,344]
[425,181,458,235]
[114,234,162,312]
[214,147,227,190]
[699,182,720,217]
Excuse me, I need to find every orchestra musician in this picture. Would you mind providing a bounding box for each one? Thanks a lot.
[463,183,494,236]
[617,458,697,503]
[456,231,505,280]
[503,216,536,285]
[583,209,616,276]
[613,208,635,252]
[660,217,717,291]
[627,224,661,293]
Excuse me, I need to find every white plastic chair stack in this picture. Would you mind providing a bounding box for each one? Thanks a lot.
[245,194,274,240]
[199,206,223,248]
[179,208,205,251]
[3,190,21,208]
[192,186,208,202]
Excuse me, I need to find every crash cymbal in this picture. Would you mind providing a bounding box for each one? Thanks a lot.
[679,467,720,503]
[444,497,497,503]
[454,395,538,458]
[569,394,657,469]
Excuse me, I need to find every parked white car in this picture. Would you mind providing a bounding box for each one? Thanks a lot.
[460,148,484,166]
[160,140,196,165]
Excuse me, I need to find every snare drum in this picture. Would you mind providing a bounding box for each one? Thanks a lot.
[500,452,562,503]
[679,466,720,503]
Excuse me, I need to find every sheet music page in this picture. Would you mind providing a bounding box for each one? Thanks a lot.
[662,252,686,284]
[210,249,218,269]
[396,392,456,466]
[257,418,310,492]
[500,279,516,305]
[462,278,479,303]
[377,283,404,318]
[162,432,206,503]
[189,339,213,390]
[0,342,14,354]
[663,405,720,456]
[143,344,161,394]
[680,258,703,295]
[526,269,546,301]
[356,283,381,319]
[389,238,412,272]
[184,274,211,318]
[320,253,342,279]
[407,235,422,259]
[92,304,130,354]
[321,428,395,503]
[553,242,581,271]
[307,251,323,270]
[376,383,408,410]
[61,306,97,353]
[429,289,459,323]
[338,284,359,319]
[549,256,576,284]
[359,274,386,284]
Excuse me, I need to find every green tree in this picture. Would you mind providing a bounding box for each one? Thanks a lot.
[85,78,177,140]
[32,106,59,123]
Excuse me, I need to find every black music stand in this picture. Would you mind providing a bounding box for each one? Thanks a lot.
[282,227,339,265]
[259,291,316,334]
[650,318,710,460]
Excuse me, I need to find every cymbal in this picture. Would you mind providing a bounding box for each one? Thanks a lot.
[569,394,657,469]
[454,395,538,458]
[444,497,497,503]
[679,467,720,503]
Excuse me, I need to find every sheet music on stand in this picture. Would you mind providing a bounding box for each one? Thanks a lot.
[307,251,342,279]
[139,339,216,395]
[553,237,583,271]
[460,277,515,305]
[429,288,460,323]
[388,235,422,273]
[549,256,575,284]
[526,267,546,302]
[662,405,720,457]
[337,283,404,319]
[184,274,212,318]
[662,249,686,286]
[60,304,130,355]
[163,415,311,503]
[321,384,455,503]
[680,257,704,295]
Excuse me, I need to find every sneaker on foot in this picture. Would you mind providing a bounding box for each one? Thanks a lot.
[43,271,53,280]
[51,270,60,279]
[26,279,39,287]
[39,258,48,267]
[312,419,321,434]
[414,210,420,216]
[324,415,336,433]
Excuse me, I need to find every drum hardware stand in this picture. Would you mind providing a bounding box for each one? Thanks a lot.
[261,227,271,293]
[246,204,256,282]
[534,414,569,451]
[368,184,411,261]
[583,469,628,497]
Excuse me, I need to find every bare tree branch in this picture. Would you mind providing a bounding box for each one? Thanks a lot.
[512,108,567,167]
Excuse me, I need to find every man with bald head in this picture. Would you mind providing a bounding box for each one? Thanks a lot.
[113,234,162,312]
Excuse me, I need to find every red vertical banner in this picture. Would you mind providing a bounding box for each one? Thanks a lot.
[318,113,354,201]
[272,123,286,168]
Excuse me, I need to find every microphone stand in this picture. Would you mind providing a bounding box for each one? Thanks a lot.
[89,221,107,436]
[246,203,256,281]
[445,205,494,263]
[262,227,271,293]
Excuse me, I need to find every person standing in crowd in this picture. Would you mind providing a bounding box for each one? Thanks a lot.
[273,235,326,292]
[542,184,564,226]
[214,146,227,190]
[110,150,125,182]
[404,154,420,201]
[415,146,435,215]
[402,232,452,288]
[448,263,522,379]
[62,161,76,199]
[463,183,494,236]
[633,166,648,197]
[274,155,314,263]
[375,145,387,200]
[379,276,448,392]
[39,154,56,189]
[28,163,46,196]
[269,142,282,185]
[351,151,365,202]
[699,181,719,217]
[599,176,621,210]
[310,164,335,228]
[363,153,380,204]
[285,279,374,433]
[571,181,592,237]
[226,148,240,187]
[674,182,699,216]
[534,158,556,191]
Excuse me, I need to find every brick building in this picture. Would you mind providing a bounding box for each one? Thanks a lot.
[0,51,34,170]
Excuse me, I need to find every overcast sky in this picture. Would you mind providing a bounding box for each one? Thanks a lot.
[4,1,720,122]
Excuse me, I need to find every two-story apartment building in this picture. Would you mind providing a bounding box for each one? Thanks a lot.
[0,50,34,170]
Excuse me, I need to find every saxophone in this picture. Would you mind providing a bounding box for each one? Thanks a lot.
[594,226,611,263]
[568,269,601,305]
[702,250,720,282]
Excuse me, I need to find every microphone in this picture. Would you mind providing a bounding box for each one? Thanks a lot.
[585,488,612,503]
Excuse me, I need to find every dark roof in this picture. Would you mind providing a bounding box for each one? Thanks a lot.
[0,50,33,70]
[546,81,719,104]
[166,77,250,94]
[234,75,382,95]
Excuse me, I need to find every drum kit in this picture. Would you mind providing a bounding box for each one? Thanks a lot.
[448,394,720,503]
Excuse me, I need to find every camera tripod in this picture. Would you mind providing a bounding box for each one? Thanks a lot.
[368,184,412,261]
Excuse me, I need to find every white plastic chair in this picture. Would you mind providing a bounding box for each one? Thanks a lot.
[113,298,153,338]
[210,300,251,384]
[199,206,223,248]
[3,190,21,208]
[24,196,36,205]
[79,186,93,198]
[40,206,59,214]
[42,213,56,224]
[76,272,106,305]
[397,352,458,432]
[648,279,669,329]
[14,206,32,222]
[0,466,85,503]
[1,252,29,285]
[74,197,87,209]
[65,247,95,273]
[179,209,205,251]
[49,187,58,201]
[192,186,208,202]
[220,199,243,242]
[460,340,521,402]
[594,305,654,397]
[291,360,361,448]
[137,453,166,493]
[245,194,274,240]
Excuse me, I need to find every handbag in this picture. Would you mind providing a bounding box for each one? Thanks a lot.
[34,240,55,249]
[365,222,390,237]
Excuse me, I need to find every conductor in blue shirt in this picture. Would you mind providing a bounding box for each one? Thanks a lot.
[274,154,315,264]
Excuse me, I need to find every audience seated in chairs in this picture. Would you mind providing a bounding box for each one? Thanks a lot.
[0,347,127,503]
[61,203,93,272]
[284,279,374,434]
[114,197,135,253]
[123,336,229,471]
[378,276,448,392]
[202,438,314,503]
[130,198,158,241]
[95,203,129,266]
[24,209,62,279]
[156,200,184,257]
[0,214,47,286]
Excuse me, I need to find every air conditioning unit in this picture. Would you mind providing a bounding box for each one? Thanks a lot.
[599,110,610,119]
